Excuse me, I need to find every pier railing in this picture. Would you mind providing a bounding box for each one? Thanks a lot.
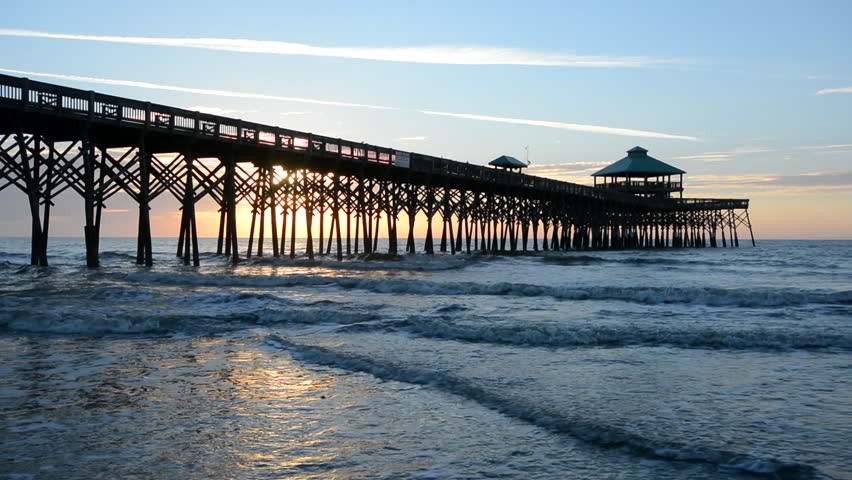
[672,198,749,210]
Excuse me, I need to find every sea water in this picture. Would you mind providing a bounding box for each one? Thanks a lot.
[0,238,850,479]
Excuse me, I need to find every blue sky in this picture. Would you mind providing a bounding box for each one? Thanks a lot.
[1,0,850,238]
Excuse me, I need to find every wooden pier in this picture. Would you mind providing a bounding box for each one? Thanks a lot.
[0,74,754,267]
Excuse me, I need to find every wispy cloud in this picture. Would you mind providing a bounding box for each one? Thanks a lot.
[0,68,397,110]
[280,111,311,116]
[676,146,777,161]
[676,144,852,161]
[0,29,679,68]
[185,105,255,116]
[523,162,613,183]
[0,68,699,141]
[421,111,699,141]
[687,171,852,197]
[396,136,428,142]
[793,143,852,150]
[527,162,610,175]
[816,86,852,95]
[689,171,852,188]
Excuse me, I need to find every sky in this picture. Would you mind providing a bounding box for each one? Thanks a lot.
[1,0,850,239]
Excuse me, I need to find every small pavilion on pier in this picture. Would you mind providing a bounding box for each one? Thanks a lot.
[592,147,685,198]
[489,155,528,173]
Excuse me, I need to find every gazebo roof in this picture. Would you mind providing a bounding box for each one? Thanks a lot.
[489,155,527,169]
[591,147,685,177]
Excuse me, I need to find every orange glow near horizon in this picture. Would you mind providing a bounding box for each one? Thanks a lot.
[3,181,849,241]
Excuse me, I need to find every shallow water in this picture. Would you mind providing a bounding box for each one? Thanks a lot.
[1,238,850,479]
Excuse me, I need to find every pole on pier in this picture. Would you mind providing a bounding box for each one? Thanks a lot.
[177,148,200,266]
[257,167,268,257]
[333,173,344,260]
[16,130,50,266]
[424,184,435,254]
[136,138,153,266]
[268,168,279,258]
[40,139,55,265]
[729,209,739,247]
[304,173,315,259]
[278,170,289,257]
[246,167,260,259]
[224,152,240,263]
[439,186,449,253]
[81,130,100,268]
[745,210,756,247]
[345,176,353,256]
[289,184,297,259]
[317,174,326,257]
[405,183,416,254]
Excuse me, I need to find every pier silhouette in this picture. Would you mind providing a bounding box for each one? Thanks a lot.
[0,74,754,267]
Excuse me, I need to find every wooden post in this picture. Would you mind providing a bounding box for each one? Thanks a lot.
[246,167,260,259]
[317,175,325,256]
[304,173,314,259]
[289,195,297,259]
[424,185,434,254]
[746,210,756,247]
[226,153,239,263]
[279,172,289,256]
[179,148,200,266]
[406,184,416,254]
[270,167,279,258]
[257,166,267,257]
[81,131,100,268]
[137,138,153,266]
[216,207,226,255]
[729,209,739,247]
[455,190,465,253]
[335,179,344,261]
[346,179,352,256]
[39,139,55,266]
[16,132,45,266]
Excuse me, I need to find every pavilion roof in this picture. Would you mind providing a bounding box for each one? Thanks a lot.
[489,155,527,169]
[591,146,685,177]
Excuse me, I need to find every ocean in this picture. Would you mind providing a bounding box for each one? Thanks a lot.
[0,237,850,480]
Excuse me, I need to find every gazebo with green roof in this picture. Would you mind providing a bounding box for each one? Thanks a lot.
[489,155,527,173]
[592,147,685,198]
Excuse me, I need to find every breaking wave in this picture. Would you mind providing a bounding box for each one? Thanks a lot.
[125,271,852,308]
[375,316,852,351]
[0,310,161,335]
[97,251,139,261]
[0,302,378,335]
[539,255,721,267]
[244,253,491,271]
[267,335,828,480]
[540,255,607,265]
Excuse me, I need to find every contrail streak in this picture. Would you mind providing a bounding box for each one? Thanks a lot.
[0,68,699,140]
[0,29,678,68]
